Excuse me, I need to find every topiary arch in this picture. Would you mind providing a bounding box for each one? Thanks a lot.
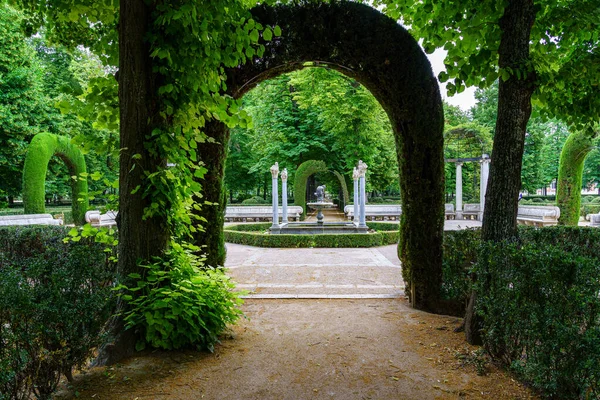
[291,160,349,220]
[195,1,445,312]
[556,130,598,226]
[23,132,89,225]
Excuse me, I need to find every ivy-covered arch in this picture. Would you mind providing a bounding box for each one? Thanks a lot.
[556,130,598,226]
[22,132,89,225]
[292,160,349,220]
[293,160,327,220]
[196,2,445,312]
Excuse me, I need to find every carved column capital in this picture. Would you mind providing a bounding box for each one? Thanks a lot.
[270,162,279,179]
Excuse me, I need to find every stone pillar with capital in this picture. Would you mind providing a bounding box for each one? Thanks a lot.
[270,162,279,228]
[281,168,288,224]
[358,160,368,228]
[479,154,490,221]
[455,162,463,220]
[353,167,359,224]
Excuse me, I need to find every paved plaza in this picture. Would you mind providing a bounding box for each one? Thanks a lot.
[225,218,482,299]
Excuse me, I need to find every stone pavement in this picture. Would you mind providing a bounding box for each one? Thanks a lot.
[224,218,482,300]
[225,244,404,299]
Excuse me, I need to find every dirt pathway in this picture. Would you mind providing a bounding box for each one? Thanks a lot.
[56,299,535,400]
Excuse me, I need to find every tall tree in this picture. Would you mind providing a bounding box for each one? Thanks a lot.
[376,0,600,343]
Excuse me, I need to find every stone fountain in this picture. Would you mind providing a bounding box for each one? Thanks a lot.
[269,164,368,235]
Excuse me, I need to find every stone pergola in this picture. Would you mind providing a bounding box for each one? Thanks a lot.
[445,154,490,220]
[270,160,369,226]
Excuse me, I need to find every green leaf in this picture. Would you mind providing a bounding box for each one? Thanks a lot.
[263,27,272,41]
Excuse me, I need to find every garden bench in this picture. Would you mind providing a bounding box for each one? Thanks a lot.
[589,213,600,227]
[516,205,560,227]
[0,213,63,226]
[85,210,118,227]
[461,203,481,220]
[344,204,402,221]
[445,203,455,220]
[224,206,303,222]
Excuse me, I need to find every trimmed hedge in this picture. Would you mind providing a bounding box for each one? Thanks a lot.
[22,132,89,225]
[442,226,600,398]
[292,160,328,221]
[0,226,116,399]
[224,222,399,247]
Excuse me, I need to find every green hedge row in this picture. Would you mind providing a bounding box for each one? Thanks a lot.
[224,222,399,248]
[443,226,600,398]
[0,226,116,399]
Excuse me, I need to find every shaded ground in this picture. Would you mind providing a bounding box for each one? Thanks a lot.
[56,299,535,399]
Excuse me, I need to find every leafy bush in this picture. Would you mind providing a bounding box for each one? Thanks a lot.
[117,243,243,352]
[581,204,600,217]
[0,226,116,399]
[441,229,480,302]
[241,196,270,205]
[475,240,600,399]
[224,222,399,248]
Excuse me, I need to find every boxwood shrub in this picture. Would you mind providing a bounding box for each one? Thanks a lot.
[0,226,116,399]
[224,222,399,248]
[443,226,600,398]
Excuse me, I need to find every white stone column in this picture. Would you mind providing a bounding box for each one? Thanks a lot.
[270,162,279,228]
[358,160,368,228]
[353,167,359,224]
[281,168,288,224]
[455,162,463,219]
[479,154,490,220]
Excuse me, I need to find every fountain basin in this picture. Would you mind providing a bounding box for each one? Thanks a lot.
[270,221,368,235]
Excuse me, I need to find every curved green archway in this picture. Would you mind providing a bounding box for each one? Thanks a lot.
[293,160,326,220]
[556,130,598,226]
[196,2,445,312]
[23,132,89,225]
[292,160,350,220]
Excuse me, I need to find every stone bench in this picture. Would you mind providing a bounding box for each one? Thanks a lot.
[225,206,303,222]
[0,213,63,226]
[85,210,118,227]
[459,203,481,220]
[589,213,600,227]
[344,204,402,221]
[517,205,560,227]
[445,203,455,220]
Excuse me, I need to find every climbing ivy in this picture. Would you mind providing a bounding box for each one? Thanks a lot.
[22,132,89,224]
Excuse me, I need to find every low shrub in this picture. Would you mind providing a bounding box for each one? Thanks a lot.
[443,226,600,398]
[224,222,399,248]
[581,203,600,217]
[241,196,270,205]
[117,242,243,352]
[441,229,480,303]
[0,226,116,399]
[475,240,600,399]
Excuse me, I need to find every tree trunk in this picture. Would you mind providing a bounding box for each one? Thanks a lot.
[557,131,597,225]
[96,0,169,366]
[194,120,230,267]
[466,0,537,345]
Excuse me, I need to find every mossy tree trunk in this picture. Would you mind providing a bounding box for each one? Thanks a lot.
[467,0,537,345]
[194,120,230,268]
[96,0,169,366]
[557,131,597,226]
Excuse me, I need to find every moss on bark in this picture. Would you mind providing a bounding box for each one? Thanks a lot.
[194,120,230,267]
[557,131,596,226]
[22,132,89,224]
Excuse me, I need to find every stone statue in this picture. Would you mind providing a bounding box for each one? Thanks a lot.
[315,185,326,202]
[281,168,288,181]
